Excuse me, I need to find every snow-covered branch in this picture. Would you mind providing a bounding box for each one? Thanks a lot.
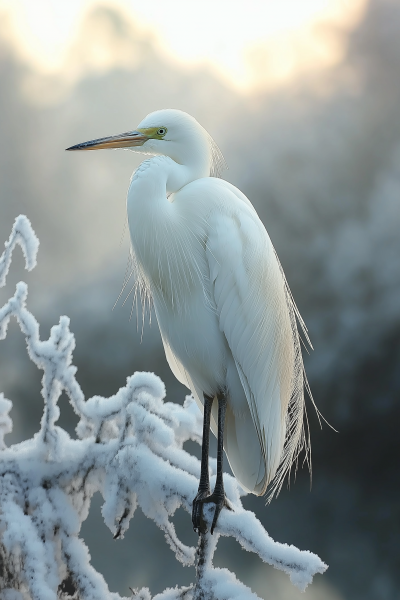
[0,216,327,599]
[0,215,39,287]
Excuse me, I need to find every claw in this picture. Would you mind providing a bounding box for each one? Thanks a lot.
[203,492,233,534]
[192,489,233,535]
[192,488,211,534]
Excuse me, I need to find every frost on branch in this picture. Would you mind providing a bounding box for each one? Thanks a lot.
[0,215,39,288]
[0,216,327,599]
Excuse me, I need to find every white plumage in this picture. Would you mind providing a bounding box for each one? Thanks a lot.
[67,109,311,530]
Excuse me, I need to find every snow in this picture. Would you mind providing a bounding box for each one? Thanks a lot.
[0,393,12,450]
[0,215,39,287]
[0,216,328,599]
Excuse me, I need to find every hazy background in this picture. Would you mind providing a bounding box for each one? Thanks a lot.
[0,1,399,599]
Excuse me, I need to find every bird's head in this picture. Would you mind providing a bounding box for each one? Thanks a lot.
[66,109,226,177]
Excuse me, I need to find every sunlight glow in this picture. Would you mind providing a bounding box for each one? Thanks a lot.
[0,0,367,90]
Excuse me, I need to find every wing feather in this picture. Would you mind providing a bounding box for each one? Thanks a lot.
[206,188,309,498]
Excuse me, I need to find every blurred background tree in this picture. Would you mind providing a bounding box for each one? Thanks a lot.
[0,1,399,598]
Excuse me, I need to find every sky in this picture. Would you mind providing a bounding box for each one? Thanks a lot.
[0,0,367,90]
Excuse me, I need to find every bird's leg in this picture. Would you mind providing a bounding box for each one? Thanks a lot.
[203,392,233,534]
[192,394,213,534]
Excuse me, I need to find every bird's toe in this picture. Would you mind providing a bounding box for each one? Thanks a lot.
[202,490,233,534]
[192,488,211,535]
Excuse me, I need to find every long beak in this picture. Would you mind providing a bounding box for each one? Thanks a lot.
[66,130,149,151]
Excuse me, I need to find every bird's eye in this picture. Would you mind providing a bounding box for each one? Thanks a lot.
[157,128,167,136]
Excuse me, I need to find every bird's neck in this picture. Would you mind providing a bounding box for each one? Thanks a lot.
[129,155,197,205]
[126,156,202,300]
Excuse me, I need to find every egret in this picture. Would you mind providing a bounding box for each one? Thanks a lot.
[67,109,311,535]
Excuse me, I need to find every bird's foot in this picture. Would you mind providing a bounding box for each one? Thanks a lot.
[192,488,233,535]
[192,487,211,535]
[203,489,233,534]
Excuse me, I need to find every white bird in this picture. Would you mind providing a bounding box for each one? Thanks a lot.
[67,109,311,535]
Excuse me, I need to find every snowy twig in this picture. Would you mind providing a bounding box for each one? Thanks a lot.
[0,216,327,599]
[0,215,39,287]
